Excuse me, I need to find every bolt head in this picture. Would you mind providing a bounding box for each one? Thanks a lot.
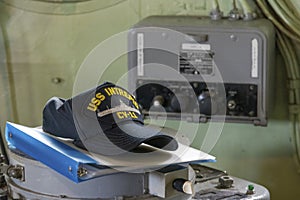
[219,176,234,188]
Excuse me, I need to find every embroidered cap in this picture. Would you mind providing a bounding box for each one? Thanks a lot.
[42,82,178,155]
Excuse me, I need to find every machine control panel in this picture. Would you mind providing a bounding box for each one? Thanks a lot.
[128,16,275,125]
[136,80,258,121]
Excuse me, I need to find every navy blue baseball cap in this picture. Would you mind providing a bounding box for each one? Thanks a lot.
[42,82,178,155]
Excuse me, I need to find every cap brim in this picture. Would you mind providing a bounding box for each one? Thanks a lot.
[109,122,179,151]
[76,122,178,155]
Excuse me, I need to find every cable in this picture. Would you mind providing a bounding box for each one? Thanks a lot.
[282,36,300,79]
[210,0,223,20]
[238,0,258,20]
[284,0,300,20]
[239,0,253,13]
[256,0,300,171]
[256,0,300,43]
[276,31,296,79]
[268,0,300,38]
[276,0,300,26]
[211,0,220,11]
[232,0,237,9]
[276,31,293,79]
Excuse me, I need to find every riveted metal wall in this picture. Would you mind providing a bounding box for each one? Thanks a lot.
[0,0,299,199]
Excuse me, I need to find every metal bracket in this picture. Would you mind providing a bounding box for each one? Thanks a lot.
[0,161,25,182]
[6,165,25,182]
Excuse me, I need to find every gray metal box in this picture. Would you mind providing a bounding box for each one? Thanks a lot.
[148,165,189,199]
[128,16,275,126]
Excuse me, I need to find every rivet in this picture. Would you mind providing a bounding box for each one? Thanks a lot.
[230,34,238,41]
[51,77,63,84]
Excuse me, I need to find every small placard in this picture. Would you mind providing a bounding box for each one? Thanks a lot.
[182,43,211,51]
[251,38,258,78]
[137,33,144,76]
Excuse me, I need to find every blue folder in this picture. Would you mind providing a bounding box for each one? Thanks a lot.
[5,122,110,183]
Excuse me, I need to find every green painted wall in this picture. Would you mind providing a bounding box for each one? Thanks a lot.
[0,0,299,199]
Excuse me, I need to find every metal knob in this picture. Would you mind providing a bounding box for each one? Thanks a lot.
[173,178,194,195]
[152,95,165,107]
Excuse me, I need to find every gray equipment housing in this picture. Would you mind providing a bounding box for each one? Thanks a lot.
[128,16,275,126]
[3,149,270,200]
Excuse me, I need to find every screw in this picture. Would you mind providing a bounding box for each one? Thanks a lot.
[162,32,168,39]
[230,34,238,41]
[77,167,88,177]
[51,77,63,84]
[138,80,143,85]
[7,166,23,180]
